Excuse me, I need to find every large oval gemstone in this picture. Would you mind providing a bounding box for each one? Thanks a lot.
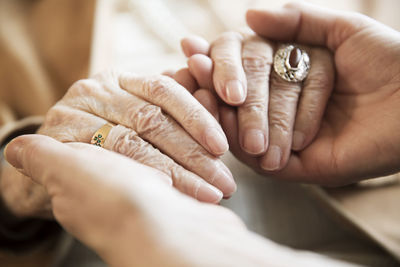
[289,47,302,68]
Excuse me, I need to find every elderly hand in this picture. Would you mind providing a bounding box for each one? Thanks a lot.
[1,71,237,217]
[180,34,334,165]
[3,135,348,266]
[181,2,400,186]
[182,32,334,171]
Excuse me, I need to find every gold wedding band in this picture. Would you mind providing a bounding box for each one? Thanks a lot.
[90,123,114,148]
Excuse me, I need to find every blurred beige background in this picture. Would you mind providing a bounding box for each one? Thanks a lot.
[108,0,400,74]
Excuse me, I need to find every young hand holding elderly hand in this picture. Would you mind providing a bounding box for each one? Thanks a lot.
[3,1,398,222]
[3,135,346,267]
[181,31,334,170]
[1,2,400,266]
[178,2,400,186]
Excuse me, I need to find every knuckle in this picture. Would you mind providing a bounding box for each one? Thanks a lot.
[112,129,143,158]
[170,140,209,168]
[213,56,238,71]
[269,113,291,135]
[240,101,266,115]
[113,130,175,175]
[242,36,273,74]
[271,74,301,95]
[143,75,175,101]
[40,105,78,142]
[68,79,99,97]
[131,103,169,137]
[65,79,105,110]
[112,127,183,185]
[43,106,66,128]
[242,55,272,73]
[181,107,203,130]
[212,32,243,65]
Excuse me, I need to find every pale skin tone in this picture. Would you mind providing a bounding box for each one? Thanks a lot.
[179,2,400,186]
[3,135,348,267]
[1,2,400,265]
[1,71,237,217]
[180,32,335,172]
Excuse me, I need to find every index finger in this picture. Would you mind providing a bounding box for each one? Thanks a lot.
[211,31,247,105]
[119,73,228,156]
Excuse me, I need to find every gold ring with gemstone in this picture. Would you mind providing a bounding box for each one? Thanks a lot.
[273,44,310,83]
[90,123,114,148]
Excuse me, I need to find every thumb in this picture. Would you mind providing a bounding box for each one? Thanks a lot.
[246,2,371,50]
[4,134,172,189]
[4,134,71,186]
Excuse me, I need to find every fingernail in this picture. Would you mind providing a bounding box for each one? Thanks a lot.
[225,80,245,104]
[196,183,223,203]
[261,145,281,171]
[292,131,305,150]
[243,129,266,154]
[205,128,229,155]
[4,141,22,169]
[212,166,236,197]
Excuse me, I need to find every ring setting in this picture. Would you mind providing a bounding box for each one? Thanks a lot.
[273,44,310,83]
[90,123,113,148]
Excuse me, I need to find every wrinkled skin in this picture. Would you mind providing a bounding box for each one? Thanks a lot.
[181,2,400,186]
[4,135,346,267]
[1,71,237,217]
[181,32,334,172]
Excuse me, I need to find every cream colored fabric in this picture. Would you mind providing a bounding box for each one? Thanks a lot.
[0,0,399,266]
[110,0,400,75]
